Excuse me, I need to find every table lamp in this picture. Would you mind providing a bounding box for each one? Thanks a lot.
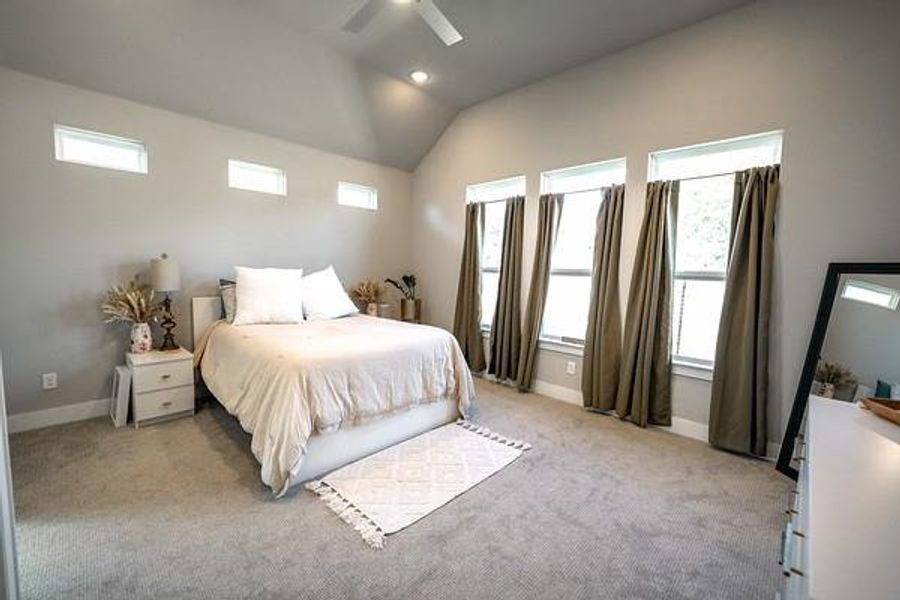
[151,253,181,351]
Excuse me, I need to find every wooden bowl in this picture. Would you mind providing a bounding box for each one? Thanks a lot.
[862,397,900,427]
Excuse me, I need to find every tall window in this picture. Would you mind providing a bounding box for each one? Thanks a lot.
[650,131,782,368]
[466,176,526,329]
[540,159,626,344]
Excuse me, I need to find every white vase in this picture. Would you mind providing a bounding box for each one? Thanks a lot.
[821,382,835,399]
[366,303,379,316]
[130,322,152,354]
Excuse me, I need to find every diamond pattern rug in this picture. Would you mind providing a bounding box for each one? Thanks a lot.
[306,420,531,548]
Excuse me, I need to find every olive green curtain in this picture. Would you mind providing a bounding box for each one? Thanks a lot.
[582,185,625,411]
[516,193,564,392]
[453,201,486,372]
[489,196,525,381]
[616,180,678,427]
[709,165,780,456]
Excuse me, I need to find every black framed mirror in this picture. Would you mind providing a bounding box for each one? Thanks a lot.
[777,261,900,479]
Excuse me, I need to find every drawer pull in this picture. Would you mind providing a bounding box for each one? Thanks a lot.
[160,374,172,380]
[161,401,173,408]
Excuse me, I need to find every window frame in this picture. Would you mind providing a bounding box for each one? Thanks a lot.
[538,159,626,347]
[840,279,900,310]
[466,175,526,332]
[53,124,148,174]
[652,130,783,370]
[227,159,287,197]
[338,181,378,211]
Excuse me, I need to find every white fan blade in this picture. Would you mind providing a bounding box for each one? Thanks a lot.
[415,0,463,46]
[343,0,387,33]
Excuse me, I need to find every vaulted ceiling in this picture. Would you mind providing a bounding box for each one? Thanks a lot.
[0,0,752,170]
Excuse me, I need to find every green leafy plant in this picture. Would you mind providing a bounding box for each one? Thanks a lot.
[385,274,417,300]
[100,279,162,324]
[815,360,857,386]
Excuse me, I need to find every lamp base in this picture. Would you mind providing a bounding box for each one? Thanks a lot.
[159,294,180,351]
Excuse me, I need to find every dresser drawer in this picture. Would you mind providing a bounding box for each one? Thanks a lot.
[132,360,193,393]
[133,385,194,423]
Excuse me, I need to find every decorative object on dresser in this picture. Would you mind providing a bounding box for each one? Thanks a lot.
[100,278,162,354]
[127,348,194,428]
[385,274,421,323]
[813,360,856,399]
[109,365,131,428]
[350,278,384,317]
[150,253,181,351]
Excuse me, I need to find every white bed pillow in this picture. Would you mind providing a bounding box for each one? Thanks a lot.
[301,265,358,321]
[233,266,304,325]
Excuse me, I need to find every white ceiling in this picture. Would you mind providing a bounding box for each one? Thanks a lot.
[0,0,753,170]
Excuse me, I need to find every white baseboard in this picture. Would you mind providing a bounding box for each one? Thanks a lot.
[8,398,110,434]
[532,380,582,405]
[657,417,709,443]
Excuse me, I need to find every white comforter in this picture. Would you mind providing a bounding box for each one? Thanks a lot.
[197,315,475,495]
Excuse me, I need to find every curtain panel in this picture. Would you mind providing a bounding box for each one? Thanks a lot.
[489,196,525,381]
[516,193,564,391]
[452,201,486,372]
[582,184,625,411]
[709,165,780,456]
[616,180,678,427]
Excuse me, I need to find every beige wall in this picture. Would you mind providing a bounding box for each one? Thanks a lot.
[0,68,413,415]
[410,0,900,442]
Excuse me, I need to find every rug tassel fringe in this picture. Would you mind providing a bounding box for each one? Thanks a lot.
[305,481,386,549]
[455,419,532,451]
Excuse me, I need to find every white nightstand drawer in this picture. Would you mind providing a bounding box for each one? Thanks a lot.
[133,386,194,422]
[132,360,193,394]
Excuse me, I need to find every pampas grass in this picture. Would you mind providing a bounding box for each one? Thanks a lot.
[101,279,161,324]
[351,279,383,305]
[815,360,856,386]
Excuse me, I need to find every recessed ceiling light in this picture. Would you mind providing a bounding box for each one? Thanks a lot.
[409,70,430,84]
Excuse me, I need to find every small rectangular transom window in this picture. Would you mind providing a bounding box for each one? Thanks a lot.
[54,124,148,174]
[841,279,900,310]
[228,159,287,196]
[338,181,378,210]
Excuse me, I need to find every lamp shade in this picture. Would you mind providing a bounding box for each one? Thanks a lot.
[151,254,181,292]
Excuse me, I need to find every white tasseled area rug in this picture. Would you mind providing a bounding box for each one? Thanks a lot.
[306,420,531,548]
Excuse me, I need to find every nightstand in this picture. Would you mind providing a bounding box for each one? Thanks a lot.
[126,348,195,427]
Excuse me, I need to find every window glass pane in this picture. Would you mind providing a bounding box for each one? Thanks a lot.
[228,160,286,196]
[551,190,602,271]
[466,176,525,203]
[674,175,733,273]
[338,181,377,210]
[481,201,506,270]
[54,125,147,173]
[543,159,625,194]
[841,280,900,310]
[672,278,725,363]
[541,274,592,341]
[651,131,782,180]
[481,271,499,328]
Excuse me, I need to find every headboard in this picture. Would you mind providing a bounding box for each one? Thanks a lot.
[192,296,223,349]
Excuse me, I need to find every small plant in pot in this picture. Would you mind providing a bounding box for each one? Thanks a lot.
[101,278,162,354]
[815,360,857,399]
[385,274,420,323]
[351,279,384,317]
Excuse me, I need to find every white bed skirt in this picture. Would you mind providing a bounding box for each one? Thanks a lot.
[289,399,460,488]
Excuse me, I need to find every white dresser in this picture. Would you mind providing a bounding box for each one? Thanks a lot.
[780,395,900,599]
[126,348,195,427]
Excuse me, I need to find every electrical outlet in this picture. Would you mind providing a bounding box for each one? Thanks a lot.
[566,361,576,375]
[42,372,58,390]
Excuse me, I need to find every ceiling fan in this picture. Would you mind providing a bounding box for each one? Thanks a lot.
[342,0,463,46]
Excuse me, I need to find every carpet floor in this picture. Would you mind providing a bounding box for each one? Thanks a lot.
[9,380,790,600]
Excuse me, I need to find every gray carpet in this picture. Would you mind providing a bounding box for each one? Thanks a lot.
[10,380,789,600]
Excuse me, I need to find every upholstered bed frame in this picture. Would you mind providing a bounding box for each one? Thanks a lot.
[190,297,459,486]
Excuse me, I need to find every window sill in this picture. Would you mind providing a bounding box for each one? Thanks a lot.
[672,360,714,382]
[538,338,584,357]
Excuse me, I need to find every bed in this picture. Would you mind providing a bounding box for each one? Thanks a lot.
[191,297,475,496]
